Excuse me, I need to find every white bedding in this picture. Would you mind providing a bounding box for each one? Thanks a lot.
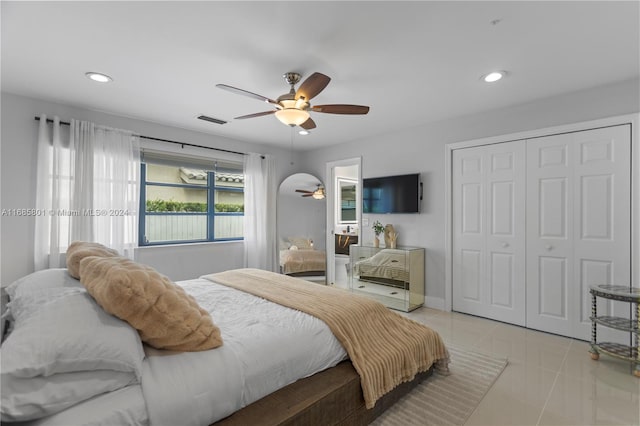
[141,277,347,426]
[10,385,147,426]
[7,275,347,426]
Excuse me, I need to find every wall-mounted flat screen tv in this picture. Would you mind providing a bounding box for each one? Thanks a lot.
[362,173,421,214]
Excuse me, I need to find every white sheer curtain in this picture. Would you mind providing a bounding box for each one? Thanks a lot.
[34,115,140,270]
[34,116,68,270]
[90,123,140,258]
[243,153,277,271]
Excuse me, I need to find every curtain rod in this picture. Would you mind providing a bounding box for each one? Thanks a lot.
[34,116,247,156]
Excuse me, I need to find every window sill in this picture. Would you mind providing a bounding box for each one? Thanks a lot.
[136,240,243,251]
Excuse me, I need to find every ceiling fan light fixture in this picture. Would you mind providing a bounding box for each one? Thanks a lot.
[298,129,309,135]
[312,189,325,199]
[295,97,307,109]
[275,108,310,126]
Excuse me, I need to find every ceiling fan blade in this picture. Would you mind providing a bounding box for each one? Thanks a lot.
[216,84,279,105]
[300,117,317,130]
[295,189,313,193]
[295,72,331,101]
[235,110,276,120]
[302,193,313,197]
[311,104,370,115]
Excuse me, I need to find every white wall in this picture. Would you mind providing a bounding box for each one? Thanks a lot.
[3,78,639,291]
[0,92,300,283]
[299,78,640,306]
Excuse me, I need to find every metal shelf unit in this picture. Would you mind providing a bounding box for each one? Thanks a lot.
[589,284,640,377]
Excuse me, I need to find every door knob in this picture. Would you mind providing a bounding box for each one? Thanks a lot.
[501,242,509,248]
[545,245,553,251]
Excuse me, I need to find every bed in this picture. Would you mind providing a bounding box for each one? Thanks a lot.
[278,237,326,277]
[279,248,326,276]
[353,248,410,288]
[1,245,448,426]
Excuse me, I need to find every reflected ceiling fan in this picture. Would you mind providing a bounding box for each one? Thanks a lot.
[216,72,369,130]
[296,184,325,199]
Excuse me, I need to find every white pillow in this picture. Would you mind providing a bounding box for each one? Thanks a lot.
[4,268,81,300]
[288,237,312,249]
[1,287,145,421]
[3,268,83,340]
[7,287,86,324]
[2,291,144,378]
[1,370,137,422]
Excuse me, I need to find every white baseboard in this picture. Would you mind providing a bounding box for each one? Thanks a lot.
[424,296,445,311]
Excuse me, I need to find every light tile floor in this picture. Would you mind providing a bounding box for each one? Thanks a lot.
[403,307,640,426]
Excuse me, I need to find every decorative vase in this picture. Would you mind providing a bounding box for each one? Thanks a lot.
[373,236,380,248]
[389,231,398,249]
[384,224,395,247]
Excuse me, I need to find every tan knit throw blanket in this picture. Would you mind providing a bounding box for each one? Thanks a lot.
[202,268,449,409]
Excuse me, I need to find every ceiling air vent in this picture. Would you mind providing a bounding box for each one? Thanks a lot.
[197,115,227,125]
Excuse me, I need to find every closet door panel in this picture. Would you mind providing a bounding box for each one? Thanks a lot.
[527,125,631,339]
[526,134,574,336]
[461,249,482,301]
[538,256,568,319]
[489,252,515,307]
[539,177,568,238]
[453,141,525,325]
[573,125,631,340]
[485,143,526,325]
[453,148,485,314]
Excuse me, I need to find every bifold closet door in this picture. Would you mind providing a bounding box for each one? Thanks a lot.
[526,125,631,340]
[452,141,526,326]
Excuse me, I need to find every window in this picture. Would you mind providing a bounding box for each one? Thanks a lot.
[139,160,244,245]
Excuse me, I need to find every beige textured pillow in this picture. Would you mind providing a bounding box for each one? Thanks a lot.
[79,256,222,352]
[66,241,120,279]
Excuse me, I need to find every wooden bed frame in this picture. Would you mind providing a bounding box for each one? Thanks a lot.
[214,360,432,426]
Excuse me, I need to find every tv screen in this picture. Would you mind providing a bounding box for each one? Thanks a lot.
[362,173,421,214]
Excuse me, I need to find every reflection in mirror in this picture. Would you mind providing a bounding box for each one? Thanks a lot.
[338,178,357,224]
[277,173,326,283]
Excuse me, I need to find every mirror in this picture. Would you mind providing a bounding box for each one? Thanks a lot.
[337,178,357,224]
[277,173,326,282]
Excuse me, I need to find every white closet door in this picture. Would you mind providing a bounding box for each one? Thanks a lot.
[453,141,526,325]
[453,147,485,317]
[526,125,631,339]
[525,133,575,336]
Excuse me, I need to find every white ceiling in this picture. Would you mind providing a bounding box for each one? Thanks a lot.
[2,1,638,151]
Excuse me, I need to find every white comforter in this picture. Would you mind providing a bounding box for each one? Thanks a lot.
[141,277,348,426]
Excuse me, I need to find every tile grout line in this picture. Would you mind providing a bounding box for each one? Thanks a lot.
[535,338,573,425]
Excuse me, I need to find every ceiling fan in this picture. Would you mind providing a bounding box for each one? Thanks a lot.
[296,184,325,199]
[216,72,369,130]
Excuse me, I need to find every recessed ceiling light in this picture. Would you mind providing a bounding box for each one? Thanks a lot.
[481,71,507,83]
[298,130,309,135]
[85,72,113,83]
